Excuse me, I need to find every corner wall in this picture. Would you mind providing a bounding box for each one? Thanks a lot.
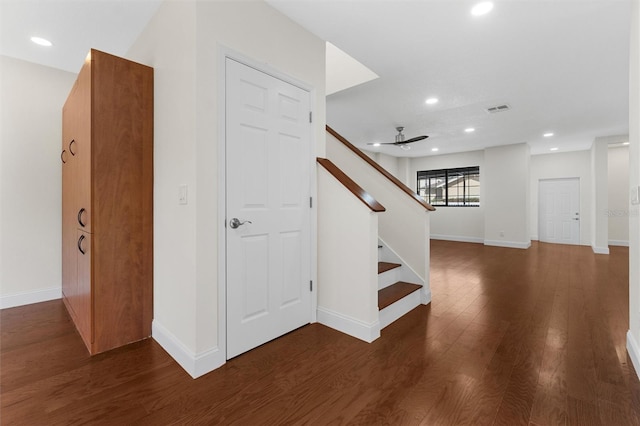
[591,138,610,254]
[0,56,76,308]
[608,146,630,245]
[627,0,640,379]
[484,143,531,248]
[126,0,325,377]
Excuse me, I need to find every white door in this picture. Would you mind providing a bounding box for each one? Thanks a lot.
[539,178,580,244]
[225,58,312,359]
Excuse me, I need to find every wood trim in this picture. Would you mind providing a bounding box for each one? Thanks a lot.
[317,158,385,212]
[326,125,436,212]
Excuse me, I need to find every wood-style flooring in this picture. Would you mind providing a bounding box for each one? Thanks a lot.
[2,241,640,425]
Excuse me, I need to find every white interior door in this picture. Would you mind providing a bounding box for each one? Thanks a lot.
[539,178,580,244]
[225,58,312,359]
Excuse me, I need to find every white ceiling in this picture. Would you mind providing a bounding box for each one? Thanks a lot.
[0,0,162,73]
[268,0,631,157]
[1,0,631,157]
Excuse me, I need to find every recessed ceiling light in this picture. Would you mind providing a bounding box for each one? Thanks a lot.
[471,2,494,16]
[30,36,52,47]
[550,147,559,151]
[465,128,475,133]
[432,147,439,152]
[373,143,381,147]
[425,97,439,105]
[543,132,554,137]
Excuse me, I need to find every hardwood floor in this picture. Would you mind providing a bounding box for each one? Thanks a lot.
[2,241,640,425]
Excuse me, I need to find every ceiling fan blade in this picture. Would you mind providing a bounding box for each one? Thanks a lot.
[404,135,429,143]
[367,142,401,145]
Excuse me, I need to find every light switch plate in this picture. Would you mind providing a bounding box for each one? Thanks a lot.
[179,184,188,205]
[632,186,640,206]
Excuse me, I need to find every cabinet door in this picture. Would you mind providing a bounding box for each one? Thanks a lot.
[74,60,92,233]
[61,99,77,307]
[76,230,93,348]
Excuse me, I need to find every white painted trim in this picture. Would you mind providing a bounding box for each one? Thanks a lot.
[379,289,421,329]
[218,45,318,363]
[592,245,610,255]
[421,288,432,305]
[627,330,640,381]
[609,239,629,247]
[378,237,424,286]
[430,234,484,244]
[152,320,225,379]
[317,306,380,343]
[0,287,61,309]
[484,239,532,249]
[531,235,539,241]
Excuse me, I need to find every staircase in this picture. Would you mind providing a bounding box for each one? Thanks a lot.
[377,243,423,329]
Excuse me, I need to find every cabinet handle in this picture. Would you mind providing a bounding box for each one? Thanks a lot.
[61,150,67,164]
[78,208,86,227]
[78,234,86,255]
[69,139,76,156]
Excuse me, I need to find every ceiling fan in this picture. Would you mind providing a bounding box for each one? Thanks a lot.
[367,127,429,150]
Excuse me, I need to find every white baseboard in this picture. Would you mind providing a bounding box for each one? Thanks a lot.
[627,330,640,381]
[484,239,532,249]
[380,289,421,329]
[609,240,629,247]
[152,320,225,379]
[431,234,484,244]
[0,287,61,309]
[317,306,380,343]
[421,288,432,305]
[592,245,610,255]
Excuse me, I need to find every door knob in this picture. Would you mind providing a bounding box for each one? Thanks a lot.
[229,218,252,229]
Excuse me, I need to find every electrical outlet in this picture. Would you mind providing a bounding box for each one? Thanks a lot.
[499,231,505,237]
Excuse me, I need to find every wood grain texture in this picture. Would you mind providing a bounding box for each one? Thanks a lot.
[378,261,401,274]
[378,282,422,310]
[326,125,436,212]
[61,49,153,355]
[317,157,385,212]
[3,241,640,424]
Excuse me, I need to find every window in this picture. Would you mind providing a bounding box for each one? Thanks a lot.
[417,166,480,206]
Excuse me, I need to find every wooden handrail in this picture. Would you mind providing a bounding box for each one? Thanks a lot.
[317,158,386,212]
[326,125,436,212]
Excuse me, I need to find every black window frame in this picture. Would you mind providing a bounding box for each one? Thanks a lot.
[417,166,480,207]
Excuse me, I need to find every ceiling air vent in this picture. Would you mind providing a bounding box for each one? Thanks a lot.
[486,104,510,113]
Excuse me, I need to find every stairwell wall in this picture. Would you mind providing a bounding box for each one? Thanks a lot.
[326,132,431,294]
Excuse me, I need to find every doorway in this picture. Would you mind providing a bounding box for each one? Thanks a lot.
[224,57,313,359]
[538,178,580,245]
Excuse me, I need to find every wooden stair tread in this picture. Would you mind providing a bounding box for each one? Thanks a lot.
[378,262,401,274]
[378,282,422,310]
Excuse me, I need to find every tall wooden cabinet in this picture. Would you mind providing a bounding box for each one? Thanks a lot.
[61,49,153,355]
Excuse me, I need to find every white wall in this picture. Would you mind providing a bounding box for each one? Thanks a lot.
[591,138,610,253]
[409,150,485,243]
[327,134,431,286]
[317,167,379,342]
[627,0,640,379]
[127,0,325,377]
[484,144,530,248]
[530,150,592,245]
[374,152,399,179]
[0,56,76,308]
[608,145,629,245]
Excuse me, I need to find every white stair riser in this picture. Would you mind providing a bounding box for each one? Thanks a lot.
[379,289,421,329]
[378,267,399,290]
